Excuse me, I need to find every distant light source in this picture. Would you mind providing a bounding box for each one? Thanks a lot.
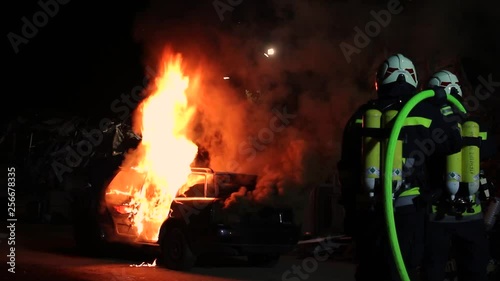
[264,48,276,58]
[223,76,230,80]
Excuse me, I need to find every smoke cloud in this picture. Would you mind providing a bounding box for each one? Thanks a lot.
[130,0,496,223]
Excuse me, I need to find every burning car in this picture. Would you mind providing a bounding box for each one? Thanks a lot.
[72,52,299,270]
[73,166,299,271]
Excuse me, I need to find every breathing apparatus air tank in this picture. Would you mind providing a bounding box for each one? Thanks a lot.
[446,123,462,200]
[382,109,403,195]
[461,120,480,202]
[363,109,382,198]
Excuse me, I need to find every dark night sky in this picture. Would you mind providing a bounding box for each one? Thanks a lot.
[5,0,149,119]
[5,0,500,121]
[4,0,269,119]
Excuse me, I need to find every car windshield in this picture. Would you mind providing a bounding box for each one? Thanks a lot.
[215,173,257,198]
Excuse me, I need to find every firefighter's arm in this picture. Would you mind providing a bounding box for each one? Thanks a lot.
[337,118,363,237]
[338,147,359,204]
[337,117,361,187]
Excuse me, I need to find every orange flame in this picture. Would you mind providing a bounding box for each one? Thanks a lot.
[108,52,199,242]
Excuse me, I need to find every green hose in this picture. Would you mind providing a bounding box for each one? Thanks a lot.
[384,90,466,281]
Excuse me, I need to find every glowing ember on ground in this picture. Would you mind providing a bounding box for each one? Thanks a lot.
[105,51,199,242]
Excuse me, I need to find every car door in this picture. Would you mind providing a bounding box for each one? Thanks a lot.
[170,173,217,250]
[171,172,209,224]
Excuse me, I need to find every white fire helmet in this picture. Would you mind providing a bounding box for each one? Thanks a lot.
[375,53,418,90]
[427,70,462,97]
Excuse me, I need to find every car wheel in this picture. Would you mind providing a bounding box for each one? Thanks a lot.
[161,227,197,271]
[247,253,280,267]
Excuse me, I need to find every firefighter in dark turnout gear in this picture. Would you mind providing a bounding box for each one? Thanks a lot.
[338,54,463,281]
[422,70,497,281]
